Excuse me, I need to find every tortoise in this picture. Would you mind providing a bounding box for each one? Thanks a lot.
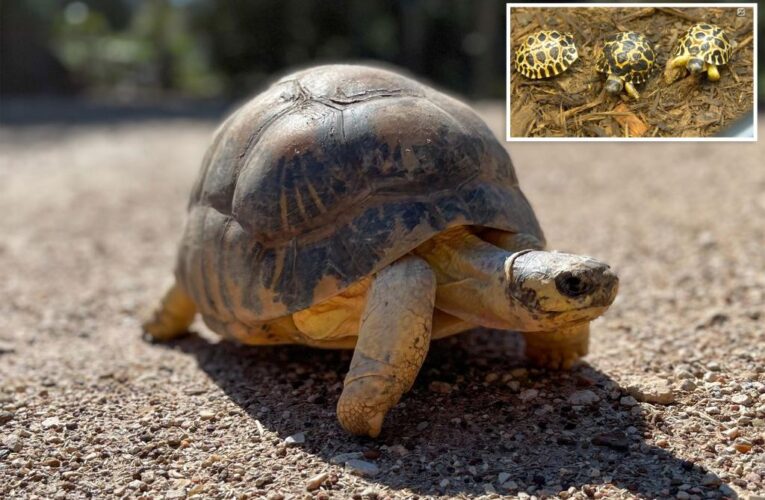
[143,65,619,438]
[514,30,579,79]
[596,31,656,100]
[666,23,732,82]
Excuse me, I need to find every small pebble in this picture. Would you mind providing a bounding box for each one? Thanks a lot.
[345,459,379,477]
[568,390,599,405]
[624,377,675,405]
[701,473,721,486]
[498,472,511,484]
[305,471,329,491]
[0,412,14,425]
[733,439,752,453]
[199,409,215,420]
[3,434,22,452]
[428,381,452,394]
[329,452,363,464]
[620,396,638,407]
[165,490,185,499]
[284,432,305,446]
[416,421,429,432]
[592,430,629,451]
[41,417,61,429]
[731,394,751,406]
[519,389,538,402]
[679,380,696,391]
[439,478,449,488]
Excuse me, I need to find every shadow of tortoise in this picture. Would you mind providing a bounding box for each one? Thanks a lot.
[158,329,728,498]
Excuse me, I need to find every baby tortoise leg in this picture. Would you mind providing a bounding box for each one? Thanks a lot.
[706,64,721,81]
[337,255,436,438]
[523,323,589,370]
[624,81,640,100]
[142,282,196,341]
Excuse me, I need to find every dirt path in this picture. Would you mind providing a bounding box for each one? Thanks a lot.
[1,105,763,499]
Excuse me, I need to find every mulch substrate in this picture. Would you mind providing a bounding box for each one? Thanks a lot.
[509,7,754,138]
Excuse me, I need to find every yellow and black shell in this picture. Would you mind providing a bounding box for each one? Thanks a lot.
[596,32,656,84]
[514,30,578,79]
[674,23,731,66]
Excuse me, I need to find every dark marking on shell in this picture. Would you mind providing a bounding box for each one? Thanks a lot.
[701,42,710,51]
[526,54,534,66]
[550,46,559,60]
[551,31,560,39]
[536,51,547,63]
[538,33,547,42]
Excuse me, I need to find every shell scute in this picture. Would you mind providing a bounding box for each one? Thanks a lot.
[514,30,578,79]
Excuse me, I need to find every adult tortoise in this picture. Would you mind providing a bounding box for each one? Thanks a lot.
[144,65,619,437]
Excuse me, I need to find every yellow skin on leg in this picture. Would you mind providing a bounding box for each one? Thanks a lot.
[336,255,436,437]
[624,82,640,101]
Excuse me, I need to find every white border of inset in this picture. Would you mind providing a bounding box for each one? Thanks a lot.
[505,2,758,141]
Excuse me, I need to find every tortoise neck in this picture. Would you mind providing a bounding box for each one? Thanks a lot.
[413,226,509,283]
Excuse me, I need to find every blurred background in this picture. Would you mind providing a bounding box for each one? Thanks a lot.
[2,0,761,124]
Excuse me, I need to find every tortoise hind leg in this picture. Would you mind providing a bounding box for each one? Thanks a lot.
[337,255,436,437]
[142,282,197,341]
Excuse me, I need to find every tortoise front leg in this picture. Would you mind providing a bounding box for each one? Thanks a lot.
[337,255,436,437]
[706,64,721,81]
[522,323,589,370]
[624,81,640,100]
[142,282,197,341]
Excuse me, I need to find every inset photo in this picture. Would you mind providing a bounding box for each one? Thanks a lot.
[506,3,757,140]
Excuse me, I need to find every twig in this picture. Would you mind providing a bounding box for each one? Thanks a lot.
[657,7,700,23]
[619,7,656,23]
[732,34,753,54]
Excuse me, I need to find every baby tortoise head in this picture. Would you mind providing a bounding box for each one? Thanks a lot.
[515,30,578,79]
[596,31,656,100]
[666,23,732,82]
[503,250,619,332]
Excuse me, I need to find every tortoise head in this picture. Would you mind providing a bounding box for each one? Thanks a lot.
[687,57,705,74]
[604,76,624,95]
[503,250,619,331]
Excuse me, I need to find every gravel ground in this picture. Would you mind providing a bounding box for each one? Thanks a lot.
[0,102,763,499]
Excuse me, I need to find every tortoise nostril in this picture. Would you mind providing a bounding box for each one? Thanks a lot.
[556,273,591,297]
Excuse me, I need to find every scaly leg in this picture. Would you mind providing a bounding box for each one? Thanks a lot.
[624,82,640,100]
[142,282,197,341]
[523,323,589,370]
[707,64,720,81]
[337,255,436,437]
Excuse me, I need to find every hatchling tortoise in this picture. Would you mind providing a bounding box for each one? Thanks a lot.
[666,23,732,82]
[143,65,619,437]
[515,30,579,79]
[596,31,656,100]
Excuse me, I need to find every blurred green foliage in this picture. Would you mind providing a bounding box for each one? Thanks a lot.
[0,0,761,101]
[2,0,504,99]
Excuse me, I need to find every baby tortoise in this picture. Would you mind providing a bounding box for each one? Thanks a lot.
[596,31,656,100]
[515,30,578,79]
[143,65,619,438]
[666,23,732,82]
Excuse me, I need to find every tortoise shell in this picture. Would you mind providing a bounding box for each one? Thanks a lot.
[514,30,578,79]
[674,23,731,66]
[178,65,544,326]
[596,32,656,84]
